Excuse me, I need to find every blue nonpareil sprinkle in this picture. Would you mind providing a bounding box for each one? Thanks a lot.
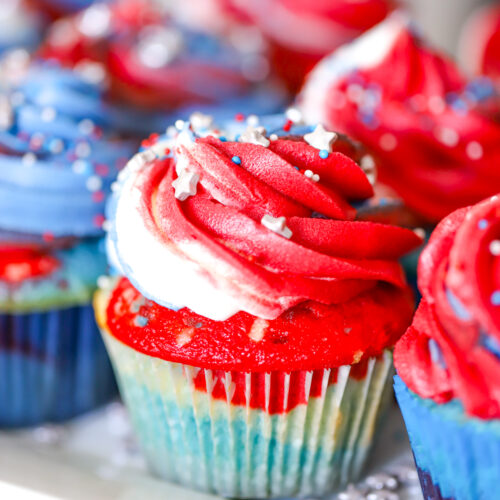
[231,156,241,165]
[478,219,489,230]
[319,149,329,159]
[293,166,299,170]
[134,315,149,327]
[491,291,500,306]
[219,136,227,142]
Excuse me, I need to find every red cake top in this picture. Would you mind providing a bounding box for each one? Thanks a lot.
[395,195,500,419]
[106,276,414,371]
[300,16,500,224]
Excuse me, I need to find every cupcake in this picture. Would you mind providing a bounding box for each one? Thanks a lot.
[40,0,286,129]
[95,113,421,497]
[0,61,132,427]
[299,14,500,226]
[459,3,500,91]
[394,194,500,500]
[220,0,397,92]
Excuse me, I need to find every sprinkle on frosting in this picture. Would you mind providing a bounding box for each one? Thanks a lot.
[172,169,199,201]
[304,124,337,153]
[260,215,293,239]
[238,126,270,147]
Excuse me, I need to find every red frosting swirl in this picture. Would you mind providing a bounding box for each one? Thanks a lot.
[123,133,420,317]
[301,18,500,224]
[395,195,500,419]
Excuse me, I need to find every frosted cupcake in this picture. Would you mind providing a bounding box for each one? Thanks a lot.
[40,0,286,132]
[394,194,500,500]
[219,0,397,92]
[299,14,500,226]
[0,62,132,426]
[95,113,421,497]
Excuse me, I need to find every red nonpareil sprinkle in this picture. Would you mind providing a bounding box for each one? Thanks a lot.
[92,191,105,203]
[95,164,109,176]
[235,113,245,122]
[42,232,55,243]
[93,214,105,227]
[283,120,293,132]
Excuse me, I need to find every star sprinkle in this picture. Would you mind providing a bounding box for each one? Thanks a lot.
[172,169,199,201]
[189,112,214,131]
[238,126,270,147]
[304,124,337,152]
[261,215,292,239]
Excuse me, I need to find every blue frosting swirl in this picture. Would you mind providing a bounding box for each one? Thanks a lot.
[0,63,134,237]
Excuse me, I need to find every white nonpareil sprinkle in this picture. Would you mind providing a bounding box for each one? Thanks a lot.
[304,124,337,152]
[172,169,199,201]
[490,240,500,256]
[261,214,292,239]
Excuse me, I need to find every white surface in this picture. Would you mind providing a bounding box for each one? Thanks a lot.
[0,401,422,500]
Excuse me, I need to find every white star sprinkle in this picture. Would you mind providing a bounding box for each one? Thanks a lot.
[189,112,214,131]
[261,215,292,239]
[238,126,270,147]
[172,169,199,201]
[304,124,337,152]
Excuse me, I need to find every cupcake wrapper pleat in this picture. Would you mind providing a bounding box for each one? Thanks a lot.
[394,375,500,500]
[102,328,394,498]
[0,304,117,427]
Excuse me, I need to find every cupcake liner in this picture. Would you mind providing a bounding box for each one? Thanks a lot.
[394,375,500,500]
[0,304,117,427]
[102,325,394,498]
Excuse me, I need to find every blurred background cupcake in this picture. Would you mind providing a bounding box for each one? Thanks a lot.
[39,0,287,134]
[209,0,398,93]
[394,193,500,500]
[95,112,421,497]
[0,59,133,427]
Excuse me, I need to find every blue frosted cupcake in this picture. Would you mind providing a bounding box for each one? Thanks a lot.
[0,62,133,427]
[394,195,500,500]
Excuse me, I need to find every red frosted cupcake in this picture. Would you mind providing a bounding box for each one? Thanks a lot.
[299,14,500,225]
[394,193,500,500]
[95,114,421,497]
[220,0,397,92]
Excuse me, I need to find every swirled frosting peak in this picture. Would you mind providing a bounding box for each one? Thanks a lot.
[299,14,500,223]
[109,114,421,320]
[395,194,500,419]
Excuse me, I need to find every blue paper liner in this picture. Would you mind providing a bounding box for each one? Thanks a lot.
[394,375,500,500]
[0,304,117,427]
